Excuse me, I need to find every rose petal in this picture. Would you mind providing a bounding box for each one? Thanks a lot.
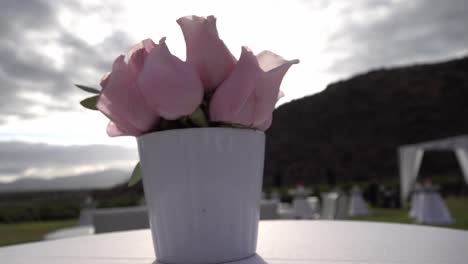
[138,38,204,120]
[278,90,285,100]
[106,121,141,137]
[209,47,260,126]
[177,15,236,91]
[100,72,111,90]
[257,116,272,131]
[97,55,160,136]
[252,51,298,128]
[106,122,125,137]
[256,51,299,72]
[127,38,156,77]
[210,47,298,131]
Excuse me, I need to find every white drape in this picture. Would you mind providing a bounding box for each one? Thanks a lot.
[399,148,424,203]
[455,148,468,184]
[399,136,468,203]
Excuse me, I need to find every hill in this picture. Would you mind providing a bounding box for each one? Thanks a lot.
[264,56,468,187]
[0,169,129,192]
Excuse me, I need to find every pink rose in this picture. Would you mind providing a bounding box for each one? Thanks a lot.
[127,38,156,77]
[209,47,299,131]
[95,15,299,136]
[138,38,204,120]
[97,40,160,137]
[177,15,236,92]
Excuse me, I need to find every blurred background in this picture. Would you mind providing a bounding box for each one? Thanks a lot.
[0,0,467,246]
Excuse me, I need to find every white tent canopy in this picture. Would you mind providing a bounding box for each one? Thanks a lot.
[399,135,468,202]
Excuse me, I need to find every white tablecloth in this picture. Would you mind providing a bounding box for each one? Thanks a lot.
[409,190,454,225]
[1,221,468,264]
[409,191,422,218]
[416,191,454,225]
[348,190,369,217]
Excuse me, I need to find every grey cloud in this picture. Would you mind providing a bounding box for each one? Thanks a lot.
[0,0,56,33]
[0,141,138,177]
[323,0,468,76]
[0,44,63,82]
[0,0,132,123]
[0,0,57,123]
[302,0,330,9]
[3,0,468,124]
[60,30,134,74]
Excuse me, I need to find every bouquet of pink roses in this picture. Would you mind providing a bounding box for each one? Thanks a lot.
[77,15,298,185]
[77,15,299,262]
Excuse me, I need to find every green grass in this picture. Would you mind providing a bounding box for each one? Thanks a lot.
[446,197,468,230]
[0,220,76,247]
[351,197,468,230]
[0,197,466,247]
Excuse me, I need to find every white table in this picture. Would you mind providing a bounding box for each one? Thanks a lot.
[1,221,467,264]
[414,190,454,225]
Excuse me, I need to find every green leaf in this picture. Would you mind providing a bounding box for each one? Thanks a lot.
[189,107,209,127]
[80,95,99,110]
[75,84,100,94]
[179,116,192,128]
[128,162,142,187]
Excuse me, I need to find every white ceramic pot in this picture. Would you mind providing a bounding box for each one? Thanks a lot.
[137,128,265,264]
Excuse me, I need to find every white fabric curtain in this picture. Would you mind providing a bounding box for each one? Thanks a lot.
[399,148,424,203]
[455,148,468,184]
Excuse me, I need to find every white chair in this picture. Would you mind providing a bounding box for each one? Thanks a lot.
[320,192,339,219]
[348,187,370,217]
[293,197,316,219]
[335,194,349,219]
[44,208,96,240]
[78,208,95,226]
[307,197,320,215]
[277,203,296,219]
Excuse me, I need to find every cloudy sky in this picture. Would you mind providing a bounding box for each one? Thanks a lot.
[0,0,467,187]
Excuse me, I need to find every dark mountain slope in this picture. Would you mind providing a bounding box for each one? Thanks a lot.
[264,56,468,186]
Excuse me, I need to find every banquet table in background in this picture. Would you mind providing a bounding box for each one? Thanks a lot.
[409,187,454,225]
[1,221,468,264]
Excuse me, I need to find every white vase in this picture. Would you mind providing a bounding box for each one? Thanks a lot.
[137,127,265,264]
